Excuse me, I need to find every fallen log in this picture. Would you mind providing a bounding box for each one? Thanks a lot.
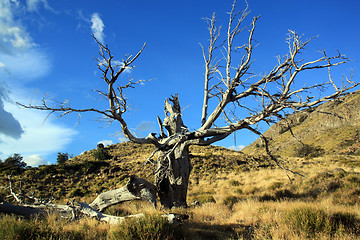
[0,176,162,224]
[89,175,157,211]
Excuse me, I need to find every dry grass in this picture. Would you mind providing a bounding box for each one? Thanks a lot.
[184,154,360,239]
[1,141,360,239]
[183,200,360,239]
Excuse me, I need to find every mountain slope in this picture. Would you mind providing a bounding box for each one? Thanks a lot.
[242,90,360,157]
[0,142,254,203]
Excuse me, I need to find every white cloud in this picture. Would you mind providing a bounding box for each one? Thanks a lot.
[26,0,50,12]
[98,139,113,146]
[0,0,52,143]
[24,154,51,167]
[0,99,77,160]
[0,0,75,165]
[228,145,245,151]
[0,0,51,81]
[0,0,34,52]
[0,47,51,81]
[91,12,104,43]
[6,26,33,49]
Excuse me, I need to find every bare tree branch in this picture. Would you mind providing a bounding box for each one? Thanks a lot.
[201,12,223,126]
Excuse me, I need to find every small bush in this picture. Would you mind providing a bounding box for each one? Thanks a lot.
[57,152,72,164]
[109,214,183,240]
[284,207,330,237]
[92,148,110,161]
[2,153,27,169]
[294,144,324,158]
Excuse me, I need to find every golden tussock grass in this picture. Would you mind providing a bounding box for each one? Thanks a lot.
[1,140,359,239]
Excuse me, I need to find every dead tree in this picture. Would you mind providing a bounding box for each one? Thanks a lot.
[1,174,183,224]
[17,0,358,209]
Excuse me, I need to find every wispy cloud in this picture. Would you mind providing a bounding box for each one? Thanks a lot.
[26,0,51,12]
[0,47,51,81]
[91,12,104,43]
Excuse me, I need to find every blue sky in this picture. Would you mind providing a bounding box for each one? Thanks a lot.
[1,0,359,166]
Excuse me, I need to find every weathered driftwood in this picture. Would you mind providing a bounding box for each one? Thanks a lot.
[0,201,143,224]
[77,201,144,224]
[0,176,182,224]
[90,175,157,211]
[0,200,185,224]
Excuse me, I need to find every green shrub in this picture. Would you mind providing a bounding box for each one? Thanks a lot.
[57,152,72,164]
[2,154,26,169]
[92,148,110,161]
[109,214,183,240]
[284,207,330,237]
[294,144,324,158]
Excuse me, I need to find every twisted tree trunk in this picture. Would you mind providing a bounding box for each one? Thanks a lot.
[155,143,191,208]
[152,94,192,208]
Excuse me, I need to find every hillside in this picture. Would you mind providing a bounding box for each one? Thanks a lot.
[0,142,258,203]
[243,90,360,157]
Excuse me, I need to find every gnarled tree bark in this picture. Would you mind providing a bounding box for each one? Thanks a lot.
[154,95,192,208]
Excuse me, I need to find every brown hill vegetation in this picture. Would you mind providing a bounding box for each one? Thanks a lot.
[243,90,360,157]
